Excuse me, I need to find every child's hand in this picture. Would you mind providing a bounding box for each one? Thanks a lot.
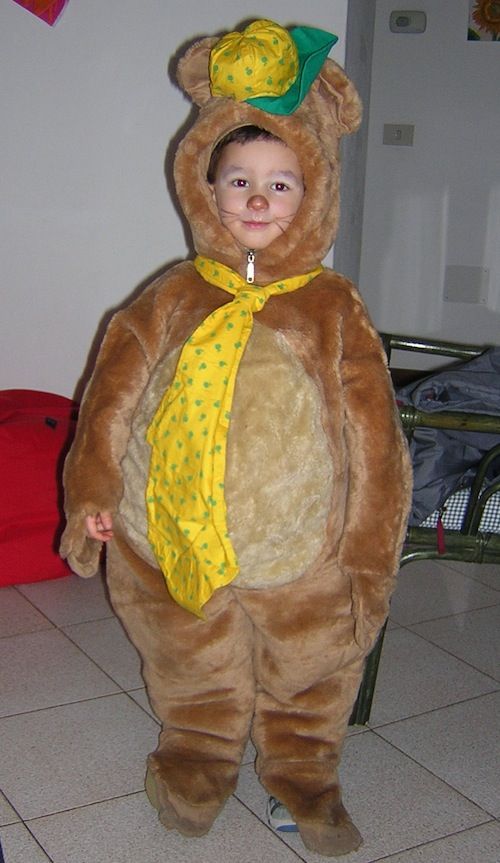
[85,511,114,542]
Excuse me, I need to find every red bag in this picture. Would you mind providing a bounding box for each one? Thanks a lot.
[0,390,78,586]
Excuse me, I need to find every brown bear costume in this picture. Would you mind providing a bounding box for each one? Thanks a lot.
[61,20,412,858]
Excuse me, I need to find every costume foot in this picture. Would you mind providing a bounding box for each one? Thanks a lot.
[145,764,221,837]
[296,805,363,857]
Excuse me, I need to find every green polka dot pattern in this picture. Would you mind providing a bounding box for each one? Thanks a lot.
[145,256,322,617]
[209,19,298,102]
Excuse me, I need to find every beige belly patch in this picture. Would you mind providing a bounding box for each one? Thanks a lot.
[119,321,333,589]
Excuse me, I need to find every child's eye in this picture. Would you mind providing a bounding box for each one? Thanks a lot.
[231,178,249,188]
[271,182,290,192]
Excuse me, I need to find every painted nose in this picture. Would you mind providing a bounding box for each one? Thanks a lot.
[247,194,269,211]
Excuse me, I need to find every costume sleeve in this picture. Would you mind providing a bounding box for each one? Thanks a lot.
[60,266,192,577]
[338,292,412,652]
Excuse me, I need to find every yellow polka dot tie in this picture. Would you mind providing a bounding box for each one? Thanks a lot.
[146,256,322,617]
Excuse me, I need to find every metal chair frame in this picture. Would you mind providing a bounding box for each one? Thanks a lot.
[350,333,500,725]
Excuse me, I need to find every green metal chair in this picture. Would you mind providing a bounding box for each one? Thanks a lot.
[349,333,500,725]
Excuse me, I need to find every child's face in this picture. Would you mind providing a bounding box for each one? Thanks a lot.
[209,139,304,251]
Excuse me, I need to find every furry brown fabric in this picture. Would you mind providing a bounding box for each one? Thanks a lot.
[61,25,412,858]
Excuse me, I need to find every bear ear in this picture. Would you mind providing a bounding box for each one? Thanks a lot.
[176,36,218,107]
[313,58,362,134]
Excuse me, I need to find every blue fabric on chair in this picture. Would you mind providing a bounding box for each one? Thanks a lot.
[397,348,500,525]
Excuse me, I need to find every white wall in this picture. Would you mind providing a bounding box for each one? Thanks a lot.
[0,0,347,398]
[359,0,500,362]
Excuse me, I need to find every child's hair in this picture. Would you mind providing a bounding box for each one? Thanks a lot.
[206,125,282,184]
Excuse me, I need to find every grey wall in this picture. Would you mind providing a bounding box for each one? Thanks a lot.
[1,0,348,397]
[358,0,500,357]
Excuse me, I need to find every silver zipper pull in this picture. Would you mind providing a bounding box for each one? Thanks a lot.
[246,250,255,284]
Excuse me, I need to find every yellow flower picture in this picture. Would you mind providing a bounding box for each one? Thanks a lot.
[468,0,500,40]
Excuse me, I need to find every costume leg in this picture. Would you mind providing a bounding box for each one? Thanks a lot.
[239,562,367,856]
[106,528,255,836]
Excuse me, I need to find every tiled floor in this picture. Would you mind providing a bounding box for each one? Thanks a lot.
[1,558,499,862]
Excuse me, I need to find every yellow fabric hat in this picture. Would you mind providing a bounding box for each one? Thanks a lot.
[209,19,299,102]
[208,18,338,115]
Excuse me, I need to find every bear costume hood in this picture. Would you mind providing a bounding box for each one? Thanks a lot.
[173,20,362,284]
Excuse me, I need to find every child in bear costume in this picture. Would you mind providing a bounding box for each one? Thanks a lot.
[61,19,412,858]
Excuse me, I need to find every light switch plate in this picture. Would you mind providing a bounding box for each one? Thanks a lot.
[390,11,427,33]
[444,265,489,304]
[383,124,414,146]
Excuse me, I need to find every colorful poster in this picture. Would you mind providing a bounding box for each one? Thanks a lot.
[11,0,69,26]
[468,0,500,40]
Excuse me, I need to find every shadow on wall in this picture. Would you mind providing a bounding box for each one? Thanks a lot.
[365,185,450,335]
[72,254,187,405]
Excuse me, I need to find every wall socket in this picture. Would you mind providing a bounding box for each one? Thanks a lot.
[383,123,415,146]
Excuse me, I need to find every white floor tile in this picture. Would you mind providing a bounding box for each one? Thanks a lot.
[127,688,159,722]
[377,691,500,817]
[234,731,488,863]
[441,560,500,592]
[369,628,498,725]
[379,820,500,863]
[1,694,158,820]
[0,792,19,826]
[0,588,54,638]
[3,557,499,862]
[386,618,401,631]
[242,738,256,766]
[0,629,119,717]
[346,722,369,736]
[410,604,500,680]
[28,792,304,863]
[18,571,113,626]
[0,823,52,862]
[62,617,144,689]
[390,560,499,625]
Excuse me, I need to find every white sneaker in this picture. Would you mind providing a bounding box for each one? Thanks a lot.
[266,796,298,832]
